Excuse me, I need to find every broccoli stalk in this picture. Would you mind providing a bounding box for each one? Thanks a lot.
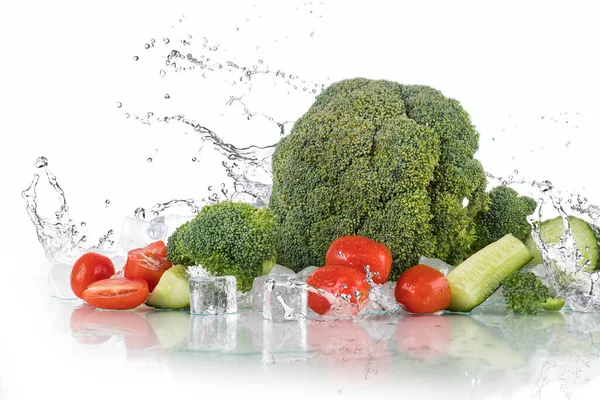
[502,271,565,314]
[269,78,488,280]
[471,186,537,253]
[166,201,277,292]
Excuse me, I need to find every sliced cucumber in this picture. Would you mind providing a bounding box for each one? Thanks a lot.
[525,216,599,273]
[543,297,565,311]
[146,265,190,310]
[447,234,533,312]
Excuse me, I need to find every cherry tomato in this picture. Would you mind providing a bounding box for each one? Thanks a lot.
[124,241,172,292]
[82,278,149,310]
[394,264,451,314]
[70,252,116,299]
[325,236,392,284]
[305,265,371,315]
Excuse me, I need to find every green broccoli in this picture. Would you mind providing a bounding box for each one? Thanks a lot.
[166,201,277,292]
[269,78,488,279]
[502,271,564,314]
[471,186,537,253]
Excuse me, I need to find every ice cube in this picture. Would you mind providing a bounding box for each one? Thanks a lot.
[262,318,308,365]
[268,264,296,275]
[188,275,237,315]
[151,214,195,236]
[48,264,77,299]
[188,314,237,352]
[418,256,454,276]
[263,274,307,322]
[116,217,168,256]
[296,266,319,281]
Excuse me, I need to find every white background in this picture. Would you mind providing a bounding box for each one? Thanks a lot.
[1,1,600,399]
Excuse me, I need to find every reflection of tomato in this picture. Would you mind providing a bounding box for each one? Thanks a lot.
[69,306,112,345]
[325,236,392,284]
[124,241,172,292]
[395,315,452,359]
[395,265,451,314]
[82,278,149,310]
[307,320,391,382]
[306,265,370,316]
[70,252,115,299]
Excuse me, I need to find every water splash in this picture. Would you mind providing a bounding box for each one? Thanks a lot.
[22,157,114,265]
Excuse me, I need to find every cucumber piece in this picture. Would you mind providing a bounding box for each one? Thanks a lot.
[146,265,190,309]
[146,311,191,349]
[447,234,533,312]
[543,297,565,311]
[525,216,599,273]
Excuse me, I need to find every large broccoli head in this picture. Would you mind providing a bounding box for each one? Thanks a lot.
[269,78,488,279]
[471,186,537,253]
[166,201,277,292]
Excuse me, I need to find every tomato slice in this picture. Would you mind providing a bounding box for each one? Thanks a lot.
[305,265,371,315]
[82,278,149,310]
[394,264,451,314]
[124,241,172,292]
[325,236,392,284]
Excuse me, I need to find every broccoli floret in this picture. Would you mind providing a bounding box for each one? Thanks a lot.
[269,78,487,279]
[502,271,550,314]
[471,186,537,253]
[166,201,277,292]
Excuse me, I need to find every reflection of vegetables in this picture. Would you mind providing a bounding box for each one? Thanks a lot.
[166,201,277,292]
[447,234,533,312]
[395,315,452,359]
[502,271,564,314]
[269,78,488,280]
[325,235,392,284]
[471,186,536,253]
[394,265,451,314]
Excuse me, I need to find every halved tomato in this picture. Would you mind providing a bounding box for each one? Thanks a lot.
[82,278,149,310]
[124,241,172,292]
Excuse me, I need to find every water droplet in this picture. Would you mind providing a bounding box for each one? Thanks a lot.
[105,199,110,205]
[159,70,166,77]
[107,230,114,235]
[164,93,170,99]
[116,102,122,108]
[133,56,139,61]
[150,38,156,44]
[147,158,153,163]
[163,37,170,44]
[80,222,86,227]
[144,43,150,49]
[192,157,197,162]
[125,113,130,118]
[35,156,48,168]
[338,390,342,394]
[208,186,213,191]
[514,169,519,174]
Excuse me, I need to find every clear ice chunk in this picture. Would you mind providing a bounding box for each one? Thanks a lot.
[48,264,77,299]
[268,264,296,275]
[262,319,308,365]
[296,266,319,281]
[151,214,195,236]
[263,274,307,322]
[189,275,237,315]
[418,256,454,276]
[188,314,237,352]
[116,217,168,256]
[251,265,298,312]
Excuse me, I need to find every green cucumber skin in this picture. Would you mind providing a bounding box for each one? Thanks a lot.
[525,216,599,273]
[447,234,533,312]
[543,297,565,311]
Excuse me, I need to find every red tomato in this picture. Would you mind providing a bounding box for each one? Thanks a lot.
[82,278,149,310]
[394,264,451,314]
[305,265,371,315]
[325,236,392,284]
[70,252,116,299]
[124,241,172,292]
[69,305,112,345]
